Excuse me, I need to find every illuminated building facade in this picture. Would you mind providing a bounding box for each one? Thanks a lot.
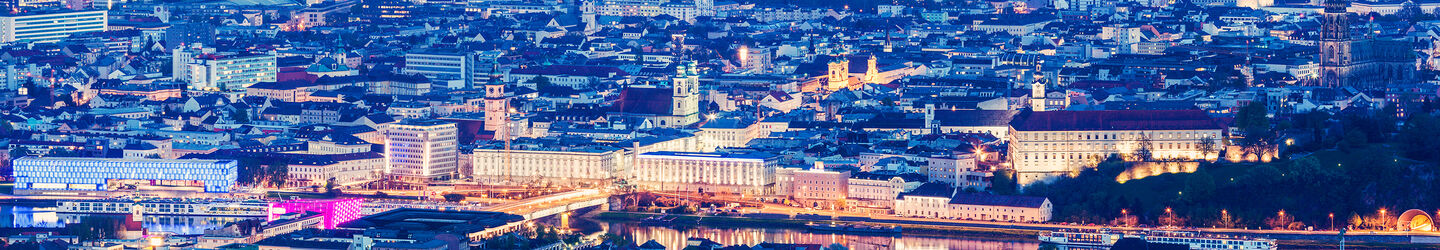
[0,9,107,43]
[471,144,624,186]
[385,119,459,183]
[1008,110,1224,186]
[268,199,363,229]
[12,157,237,195]
[634,151,777,195]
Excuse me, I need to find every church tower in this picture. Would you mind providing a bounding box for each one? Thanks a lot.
[580,0,600,35]
[672,61,701,126]
[863,54,880,84]
[1030,80,1047,111]
[484,79,509,134]
[1318,0,1352,87]
[826,46,850,91]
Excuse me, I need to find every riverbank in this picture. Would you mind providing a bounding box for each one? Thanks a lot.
[590,211,1440,249]
[591,211,1041,241]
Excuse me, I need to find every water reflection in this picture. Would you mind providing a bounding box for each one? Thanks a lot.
[4,206,259,235]
[602,222,1040,250]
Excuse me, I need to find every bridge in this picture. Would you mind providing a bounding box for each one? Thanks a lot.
[483,189,611,220]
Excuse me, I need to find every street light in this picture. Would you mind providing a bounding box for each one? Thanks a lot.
[1380,208,1388,231]
[1330,213,1335,231]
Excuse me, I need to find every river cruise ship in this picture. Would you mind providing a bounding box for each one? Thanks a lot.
[1039,228,1277,250]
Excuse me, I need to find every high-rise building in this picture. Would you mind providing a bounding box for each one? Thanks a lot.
[0,9,106,43]
[385,119,459,183]
[404,49,475,89]
[173,44,277,91]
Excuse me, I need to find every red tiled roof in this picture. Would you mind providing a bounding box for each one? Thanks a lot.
[1010,110,1223,131]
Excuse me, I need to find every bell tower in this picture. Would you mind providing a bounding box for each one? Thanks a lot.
[671,61,701,125]
[826,45,850,91]
[1030,80,1047,112]
[484,79,509,133]
[1318,0,1352,87]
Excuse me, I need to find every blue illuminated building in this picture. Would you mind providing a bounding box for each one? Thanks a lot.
[12,157,238,193]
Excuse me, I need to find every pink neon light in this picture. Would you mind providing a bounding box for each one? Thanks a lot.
[267,199,363,229]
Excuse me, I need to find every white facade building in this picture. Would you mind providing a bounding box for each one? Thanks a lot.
[0,9,107,43]
[634,151,777,195]
[384,119,459,183]
[471,145,624,186]
[1008,110,1224,186]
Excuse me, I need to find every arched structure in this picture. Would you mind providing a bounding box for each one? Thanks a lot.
[1397,209,1435,232]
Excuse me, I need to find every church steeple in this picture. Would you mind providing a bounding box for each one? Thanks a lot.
[1318,0,1353,87]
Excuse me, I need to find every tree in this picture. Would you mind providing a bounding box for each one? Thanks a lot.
[9,147,31,158]
[1339,130,1368,152]
[1348,212,1364,229]
[230,108,250,123]
[1400,0,1423,21]
[443,193,466,202]
[0,121,12,137]
[1265,211,1294,230]
[1133,133,1153,161]
[991,169,1018,195]
[1197,136,1217,161]
[265,161,289,187]
[1400,113,1440,161]
[1213,210,1238,229]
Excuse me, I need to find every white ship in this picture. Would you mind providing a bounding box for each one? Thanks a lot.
[57,199,271,217]
[1040,229,1277,250]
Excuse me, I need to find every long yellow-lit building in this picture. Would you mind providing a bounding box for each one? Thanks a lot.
[1007,110,1224,186]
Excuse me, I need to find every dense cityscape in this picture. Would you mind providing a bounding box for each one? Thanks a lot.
[0,0,1436,248]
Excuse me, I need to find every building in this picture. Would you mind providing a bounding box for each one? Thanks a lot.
[610,61,702,128]
[894,183,1052,222]
[404,49,476,89]
[471,142,625,186]
[582,0,716,22]
[357,0,412,22]
[12,157,237,196]
[791,164,849,208]
[926,153,991,189]
[1317,0,1415,88]
[385,119,460,183]
[284,152,384,187]
[1008,110,1225,186]
[0,9,107,43]
[177,51,278,91]
[634,151,778,196]
[846,171,925,211]
[484,79,510,133]
[267,199,363,229]
[504,65,629,89]
[699,117,763,151]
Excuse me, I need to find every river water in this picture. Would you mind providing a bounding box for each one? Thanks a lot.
[3,205,1042,249]
[597,221,1042,250]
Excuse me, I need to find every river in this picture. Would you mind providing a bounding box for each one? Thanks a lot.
[594,221,1042,250]
[5,204,1043,249]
